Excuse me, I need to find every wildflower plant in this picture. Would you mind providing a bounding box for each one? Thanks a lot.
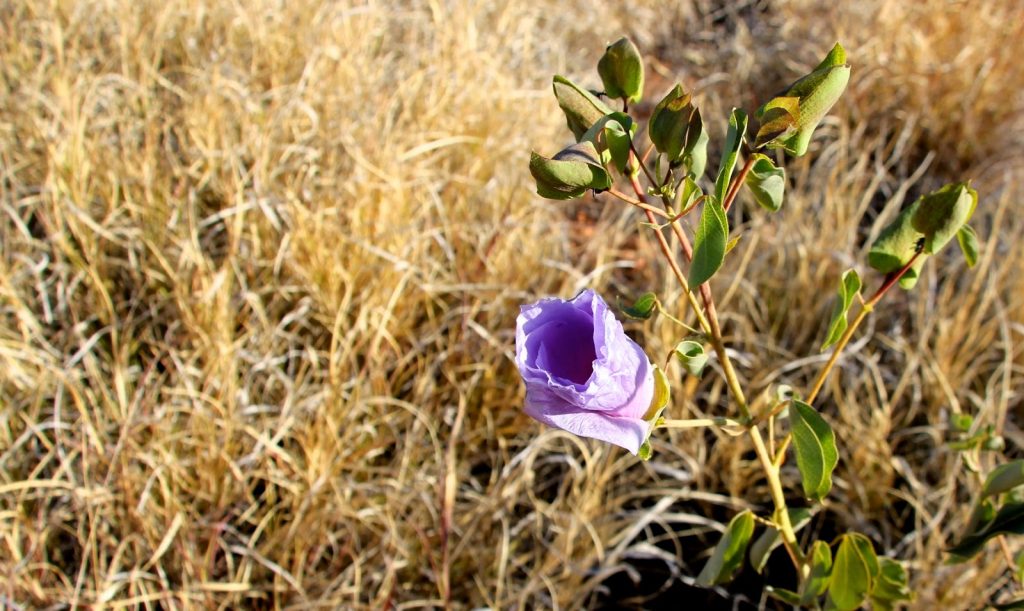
[518,38,1022,608]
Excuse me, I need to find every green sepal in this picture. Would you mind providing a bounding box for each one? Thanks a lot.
[821,269,862,351]
[529,142,611,200]
[552,75,615,141]
[696,510,756,587]
[789,400,839,500]
[744,153,786,212]
[755,43,850,156]
[597,37,644,104]
[638,365,672,461]
[673,340,709,377]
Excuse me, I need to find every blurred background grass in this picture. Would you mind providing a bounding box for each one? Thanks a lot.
[1,0,1022,608]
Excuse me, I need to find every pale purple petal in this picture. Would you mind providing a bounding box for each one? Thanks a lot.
[515,289,656,454]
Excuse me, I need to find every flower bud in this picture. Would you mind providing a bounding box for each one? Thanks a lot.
[528,141,611,200]
[597,37,644,104]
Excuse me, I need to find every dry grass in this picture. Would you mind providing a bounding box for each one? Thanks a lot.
[1,0,1022,608]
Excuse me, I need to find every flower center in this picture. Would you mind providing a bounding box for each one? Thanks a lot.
[536,311,597,384]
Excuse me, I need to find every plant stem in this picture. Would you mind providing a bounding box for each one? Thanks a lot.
[659,417,744,429]
[605,188,673,218]
[806,251,922,404]
[626,164,714,340]
[722,155,756,212]
[628,148,805,576]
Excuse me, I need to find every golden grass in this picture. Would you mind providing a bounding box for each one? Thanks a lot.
[0,0,1021,608]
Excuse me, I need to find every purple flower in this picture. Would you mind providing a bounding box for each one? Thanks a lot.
[515,289,656,454]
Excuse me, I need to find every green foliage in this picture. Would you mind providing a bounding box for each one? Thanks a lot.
[801,540,834,605]
[696,510,755,587]
[581,112,636,173]
[828,533,879,611]
[789,400,839,500]
[529,142,611,200]
[639,366,672,461]
[821,269,861,351]
[552,75,614,141]
[949,502,1024,559]
[755,43,850,156]
[744,153,786,211]
[983,460,1024,498]
[673,340,708,377]
[957,224,980,267]
[870,557,913,610]
[621,291,657,320]
[689,197,729,287]
[714,108,748,205]
[598,37,644,104]
[911,181,978,254]
[869,182,981,288]
[753,96,800,150]
[648,85,707,176]
[867,199,927,289]
[748,508,811,573]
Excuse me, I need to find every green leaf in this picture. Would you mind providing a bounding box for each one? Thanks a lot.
[529,142,611,200]
[675,176,704,214]
[867,199,927,289]
[789,400,839,500]
[725,235,741,254]
[714,108,749,205]
[552,75,615,141]
[800,540,833,605]
[696,510,756,587]
[957,224,980,268]
[753,96,800,149]
[621,291,657,320]
[911,182,978,254]
[765,587,802,606]
[948,502,1024,559]
[683,111,709,179]
[953,413,974,432]
[673,340,709,377]
[597,37,644,104]
[744,153,786,212]
[821,269,862,351]
[828,533,879,611]
[581,112,636,173]
[756,43,850,156]
[689,197,729,287]
[748,508,812,573]
[870,558,913,611]
[984,461,1024,498]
